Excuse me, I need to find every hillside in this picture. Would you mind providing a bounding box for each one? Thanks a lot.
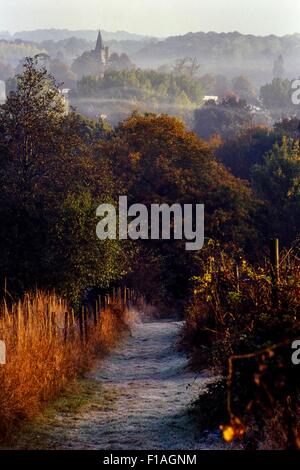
[2,30,300,87]
[133,31,300,84]
[4,29,154,43]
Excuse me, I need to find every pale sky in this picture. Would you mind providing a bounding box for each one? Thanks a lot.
[1,0,300,37]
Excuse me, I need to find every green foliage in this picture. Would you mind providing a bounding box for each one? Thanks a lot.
[0,57,65,166]
[260,78,293,110]
[76,69,204,106]
[252,137,300,244]
[0,58,126,304]
[71,51,102,79]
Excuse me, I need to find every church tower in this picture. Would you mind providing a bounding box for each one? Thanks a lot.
[94,30,109,65]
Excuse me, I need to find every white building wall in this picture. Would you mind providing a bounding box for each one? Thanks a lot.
[0,80,6,104]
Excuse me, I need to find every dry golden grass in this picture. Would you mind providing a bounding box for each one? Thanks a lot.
[0,291,129,439]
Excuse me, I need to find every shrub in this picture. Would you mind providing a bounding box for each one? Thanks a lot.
[184,240,300,449]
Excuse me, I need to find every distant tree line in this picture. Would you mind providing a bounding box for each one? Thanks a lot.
[75,69,204,107]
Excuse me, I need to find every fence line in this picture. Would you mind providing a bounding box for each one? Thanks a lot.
[0,286,144,346]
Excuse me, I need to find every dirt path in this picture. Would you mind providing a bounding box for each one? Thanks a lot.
[49,319,222,450]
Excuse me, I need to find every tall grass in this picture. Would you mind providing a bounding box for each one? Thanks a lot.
[0,291,130,438]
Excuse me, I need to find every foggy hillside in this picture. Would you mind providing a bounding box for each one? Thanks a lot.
[2,29,300,86]
[133,31,300,85]
[0,29,154,42]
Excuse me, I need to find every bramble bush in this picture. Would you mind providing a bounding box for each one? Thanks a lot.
[184,240,300,449]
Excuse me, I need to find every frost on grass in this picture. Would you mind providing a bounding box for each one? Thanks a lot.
[11,319,223,450]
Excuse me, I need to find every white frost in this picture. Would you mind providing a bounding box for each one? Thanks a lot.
[64,319,223,450]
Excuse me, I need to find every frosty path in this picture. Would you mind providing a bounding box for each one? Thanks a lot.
[59,319,221,450]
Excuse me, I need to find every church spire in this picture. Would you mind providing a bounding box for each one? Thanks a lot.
[95,30,104,52]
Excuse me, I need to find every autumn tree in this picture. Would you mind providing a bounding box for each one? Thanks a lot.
[101,113,258,301]
[0,58,126,302]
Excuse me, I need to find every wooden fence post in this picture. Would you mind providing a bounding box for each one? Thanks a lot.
[64,312,69,343]
[124,286,127,307]
[270,238,280,308]
[235,264,240,292]
[17,300,21,346]
[98,296,102,319]
[79,306,84,341]
[84,306,88,340]
[94,300,98,326]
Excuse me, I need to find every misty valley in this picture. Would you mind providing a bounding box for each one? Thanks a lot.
[1,0,300,458]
